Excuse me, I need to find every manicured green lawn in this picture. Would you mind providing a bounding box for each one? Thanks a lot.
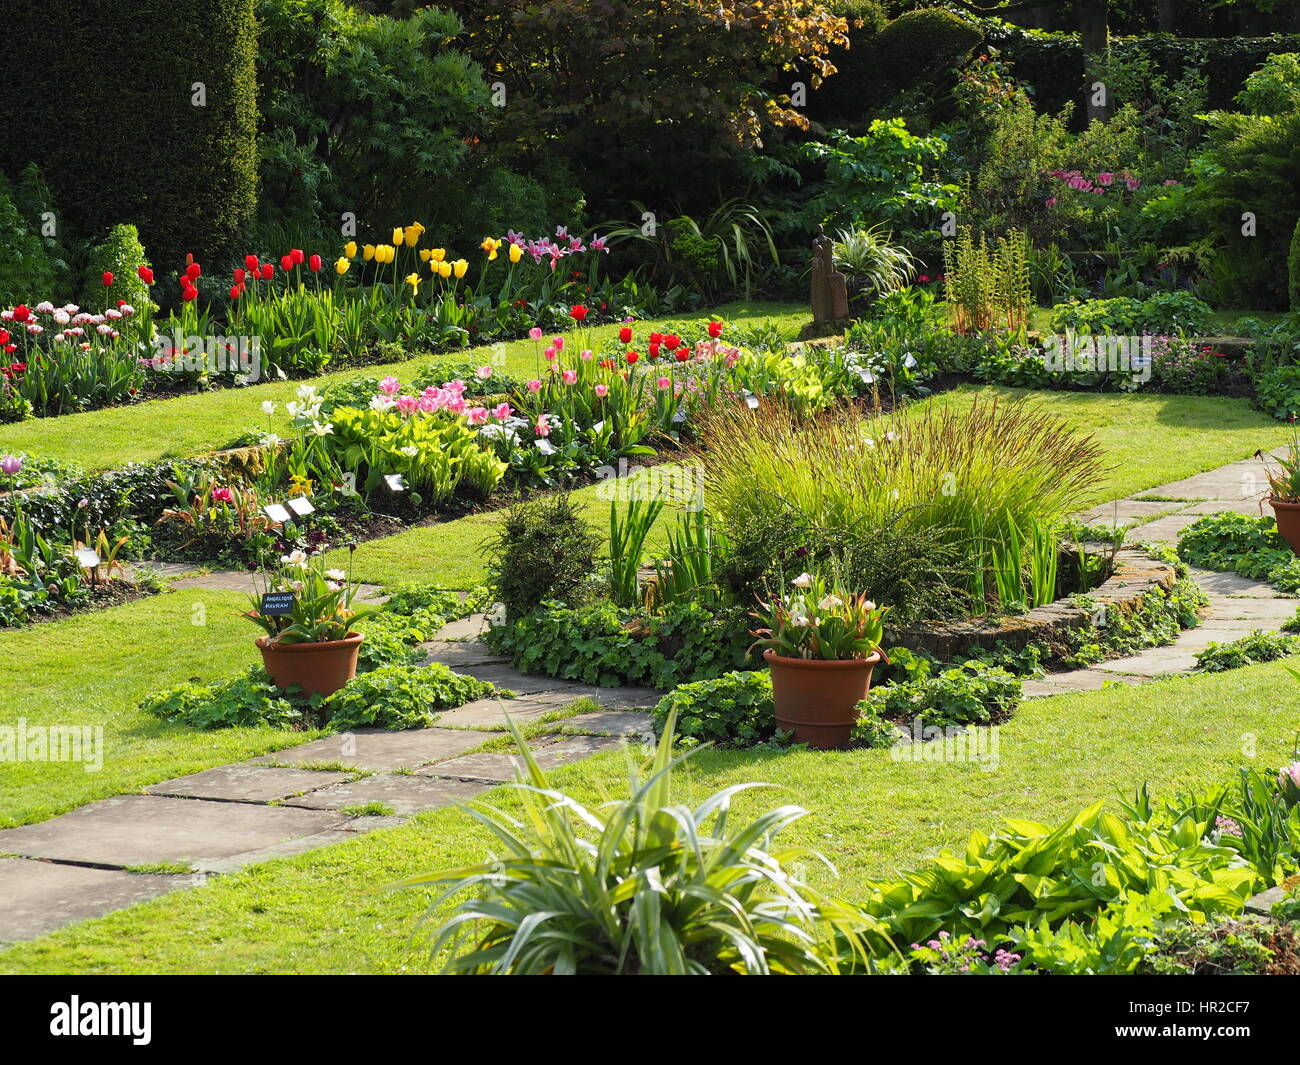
[931,386,1292,501]
[0,590,326,829]
[3,658,1296,974]
[0,302,807,471]
[336,467,690,589]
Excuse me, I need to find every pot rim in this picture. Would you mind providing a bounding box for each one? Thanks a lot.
[763,648,882,669]
[1269,496,1300,510]
[256,631,363,652]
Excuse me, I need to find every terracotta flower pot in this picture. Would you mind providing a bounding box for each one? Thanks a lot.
[257,632,363,698]
[1270,497,1300,555]
[764,648,883,750]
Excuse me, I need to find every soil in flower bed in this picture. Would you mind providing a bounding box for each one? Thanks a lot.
[3,580,160,631]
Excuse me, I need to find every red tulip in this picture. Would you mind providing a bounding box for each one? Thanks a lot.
[675,348,690,362]
[229,284,241,300]
[290,248,305,266]
[626,351,639,364]
[12,305,30,322]
[260,263,274,281]
[137,266,154,285]
[180,281,198,301]
[647,342,660,359]
[102,271,114,287]
[186,262,202,281]
[618,326,632,344]
[707,320,723,338]
[233,268,246,285]
[280,254,293,272]
[3,344,15,355]
[245,254,259,273]
[569,304,589,322]
[308,254,322,272]
[663,334,680,348]
[0,329,9,344]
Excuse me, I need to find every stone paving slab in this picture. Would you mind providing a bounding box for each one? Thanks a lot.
[1074,499,1184,528]
[547,709,656,739]
[147,765,351,803]
[248,727,490,772]
[417,640,509,668]
[1126,513,1202,545]
[435,613,490,641]
[1185,567,1280,598]
[418,735,626,782]
[285,774,488,816]
[1093,645,1202,677]
[1181,499,1271,517]
[455,663,597,694]
[1144,458,1272,501]
[1168,621,1279,651]
[0,858,188,942]
[1205,597,1296,622]
[192,829,361,875]
[1021,670,1142,697]
[0,795,343,868]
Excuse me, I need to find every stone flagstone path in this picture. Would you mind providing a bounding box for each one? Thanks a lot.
[4,451,1298,944]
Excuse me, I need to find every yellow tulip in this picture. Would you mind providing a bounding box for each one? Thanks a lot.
[335,257,350,276]
[344,241,357,258]
[453,259,468,278]
[363,244,375,262]
[405,272,421,292]
[508,242,523,263]
[430,248,446,262]
[419,248,432,263]
[380,244,396,264]
[437,261,452,278]
[391,227,404,246]
[403,228,420,248]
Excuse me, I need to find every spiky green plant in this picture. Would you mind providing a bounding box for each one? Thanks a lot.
[831,224,920,304]
[395,710,881,974]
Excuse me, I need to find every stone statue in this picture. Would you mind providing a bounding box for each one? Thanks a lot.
[810,224,848,324]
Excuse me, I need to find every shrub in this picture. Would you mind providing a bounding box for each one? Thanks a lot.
[1291,217,1300,313]
[650,670,773,748]
[858,661,1021,729]
[0,0,258,266]
[808,0,889,120]
[142,669,314,730]
[1178,511,1300,591]
[81,225,152,316]
[325,664,499,731]
[0,173,56,306]
[869,8,981,101]
[396,713,875,974]
[1196,631,1299,673]
[485,493,602,622]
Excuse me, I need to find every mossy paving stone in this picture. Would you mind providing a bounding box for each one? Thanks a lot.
[146,764,351,803]
[282,774,490,816]
[418,734,627,783]
[247,727,490,772]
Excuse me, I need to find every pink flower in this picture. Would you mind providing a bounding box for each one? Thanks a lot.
[466,406,488,425]
[552,336,564,351]
[528,327,543,341]
[475,365,492,380]
[1279,762,1300,789]
[534,418,550,438]
[1097,172,1114,186]
[211,486,234,503]
[526,379,542,393]
[418,396,437,413]
[544,346,557,362]
[562,368,577,384]
[396,395,418,416]
[493,402,512,420]
[447,395,466,415]
[580,348,593,361]
[594,384,609,398]
[656,376,671,390]
[379,376,400,395]
[1045,197,1057,208]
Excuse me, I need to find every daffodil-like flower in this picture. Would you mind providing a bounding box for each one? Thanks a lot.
[335,257,350,276]
[405,272,421,293]
[481,236,502,261]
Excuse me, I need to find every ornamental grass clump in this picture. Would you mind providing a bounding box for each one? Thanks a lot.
[396,711,879,975]
[695,396,1107,621]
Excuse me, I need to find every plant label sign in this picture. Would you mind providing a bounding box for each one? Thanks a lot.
[74,548,101,569]
[260,591,296,616]
[287,496,315,517]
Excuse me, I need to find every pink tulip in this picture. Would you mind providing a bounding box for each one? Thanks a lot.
[562,368,577,384]
[527,379,542,393]
[493,402,512,420]
[534,419,550,437]
[379,376,400,395]
[552,337,564,351]
[595,384,608,398]
[396,395,418,415]
[466,407,488,425]
[544,346,557,362]
[657,376,671,390]
[0,454,22,476]
[528,327,543,341]
[580,348,593,361]
[475,365,492,380]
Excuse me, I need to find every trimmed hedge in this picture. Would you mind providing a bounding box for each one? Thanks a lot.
[986,27,1300,125]
[0,0,258,268]
[873,8,983,99]
[808,0,890,120]
[1290,217,1300,313]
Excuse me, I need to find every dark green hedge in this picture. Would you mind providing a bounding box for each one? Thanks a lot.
[808,0,890,121]
[986,28,1300,123]
[0,1,258,269]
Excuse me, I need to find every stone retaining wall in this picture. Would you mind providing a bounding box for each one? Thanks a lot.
[885,548,1177,660]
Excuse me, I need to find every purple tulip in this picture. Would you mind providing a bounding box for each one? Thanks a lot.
[0,454,20,477]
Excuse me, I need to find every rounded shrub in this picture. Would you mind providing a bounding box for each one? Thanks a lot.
[870,8,982,100]
[0,0,258,268]
[0,173,56,305]
[81,224,151,313]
